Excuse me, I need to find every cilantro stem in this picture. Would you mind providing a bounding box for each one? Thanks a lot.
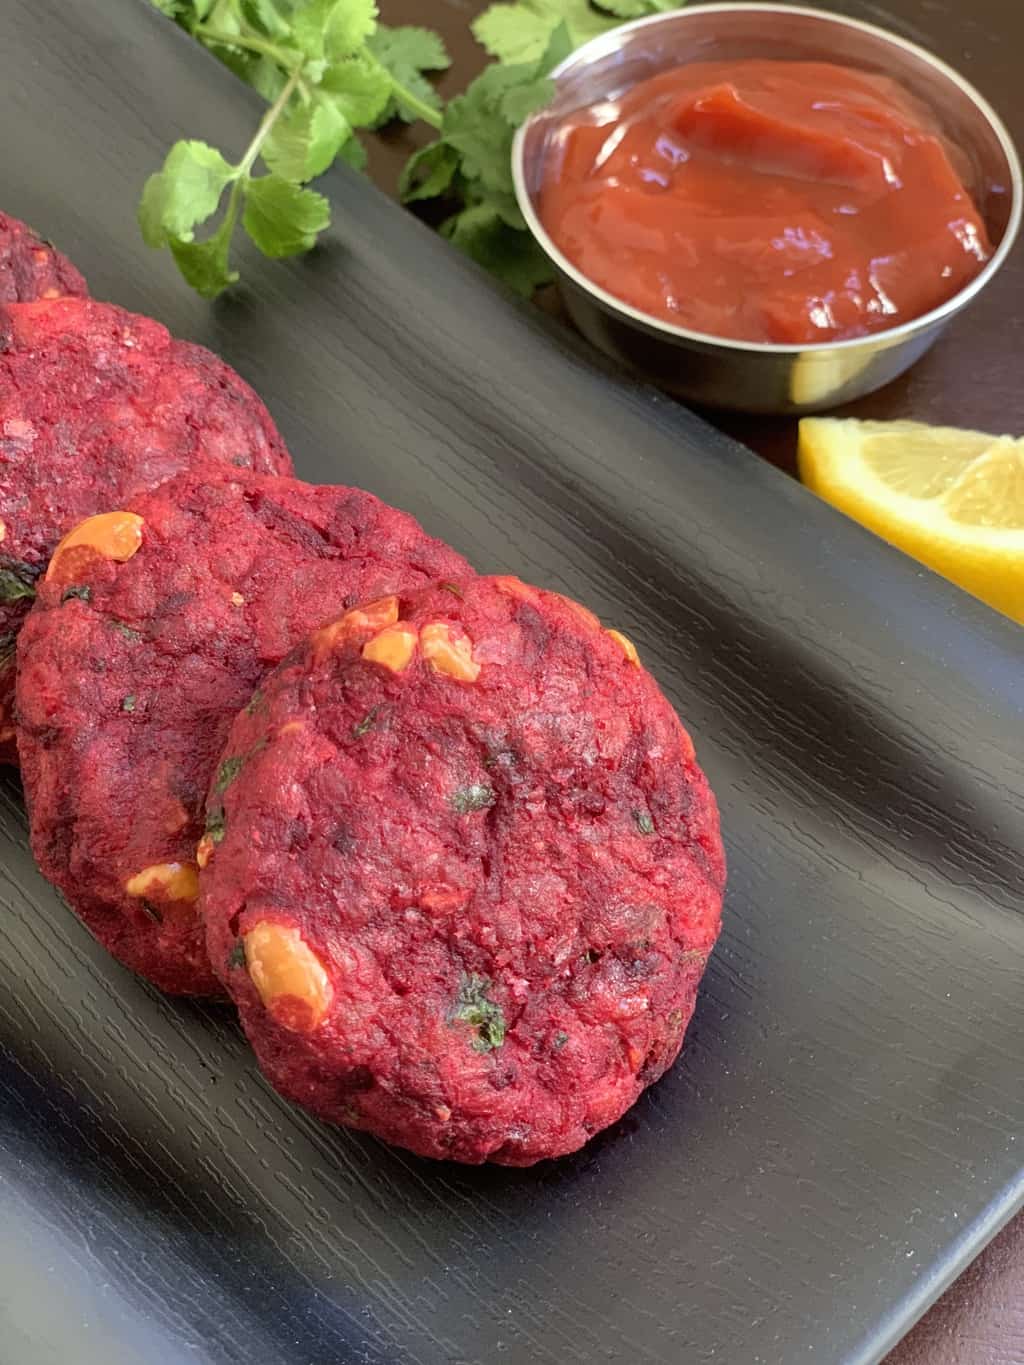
[194,26,290,66]
[388,77,444,131]
[207,62,302,263]
[235,64,302,177]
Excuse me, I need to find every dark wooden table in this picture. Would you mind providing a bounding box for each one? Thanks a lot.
[370,3,1023,1360]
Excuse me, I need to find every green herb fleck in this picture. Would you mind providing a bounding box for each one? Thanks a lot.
[438,581,464,599]
[245,688,264,716]
[633,808,655,836]
[120,694,137,713]
[0,561,40,604]
[205,806,226,845]
[215,754,245,793]
[227,940,246,970]
[111,620,141,642]
[450,972,506,1052]
[553,1030,569,1050]
[450,784,495,815]
[140,899,163,924]
[61,585,92,604]
[352,703,381,739]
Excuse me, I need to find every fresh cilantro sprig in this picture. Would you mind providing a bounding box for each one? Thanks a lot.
[143,0,683,298]
[472,0,680,67]
[141,0,447,296]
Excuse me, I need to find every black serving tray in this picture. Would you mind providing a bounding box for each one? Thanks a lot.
[0,4,1021,1363]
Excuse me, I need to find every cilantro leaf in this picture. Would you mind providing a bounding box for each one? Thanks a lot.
[443,202,554,295]
[368,25,450,126]
[401,139,464,206]
[472,0,608,66]
[290,0,336,59]
[263,96,351,180]
[533,20,575,76]
[242,176,331,257]
[138,140,235,246]
[500,74,557,125]
[473,0,673,65]
[249,53,290,102]
[443,63,535,193]
[336,135,369,171]
[240,0,295,39]
[325,0,379,59]
[320,53,392,127]
[169,229,239,298]
[599,0,680,15]
[293,0,378,62]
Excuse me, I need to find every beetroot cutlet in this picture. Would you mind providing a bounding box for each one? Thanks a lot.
[16,470,471,996]
[0,211,88,303]
[200,575,726,1164]
[0,296,292,760]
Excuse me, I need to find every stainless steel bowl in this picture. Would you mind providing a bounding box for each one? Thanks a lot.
[512,3,1022,414]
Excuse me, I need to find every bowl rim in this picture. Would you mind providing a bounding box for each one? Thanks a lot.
[511,1,1024,357]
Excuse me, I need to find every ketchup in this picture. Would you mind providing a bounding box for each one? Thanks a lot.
[538,61,991,344]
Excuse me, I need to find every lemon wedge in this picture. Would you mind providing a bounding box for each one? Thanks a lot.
[798,418,1024,624]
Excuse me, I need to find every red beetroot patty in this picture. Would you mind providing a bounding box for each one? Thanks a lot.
[16,471,470,996]
[0,211,88,304]
[200,576,726,1165]
[0,297,292,761]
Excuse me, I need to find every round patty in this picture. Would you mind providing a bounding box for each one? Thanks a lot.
[17,471,470,996]
[0,211,88,304]
[200,576,725,1164]
[0,297,292,760]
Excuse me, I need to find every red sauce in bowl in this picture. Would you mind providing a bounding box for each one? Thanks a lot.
[537,61,991,345]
